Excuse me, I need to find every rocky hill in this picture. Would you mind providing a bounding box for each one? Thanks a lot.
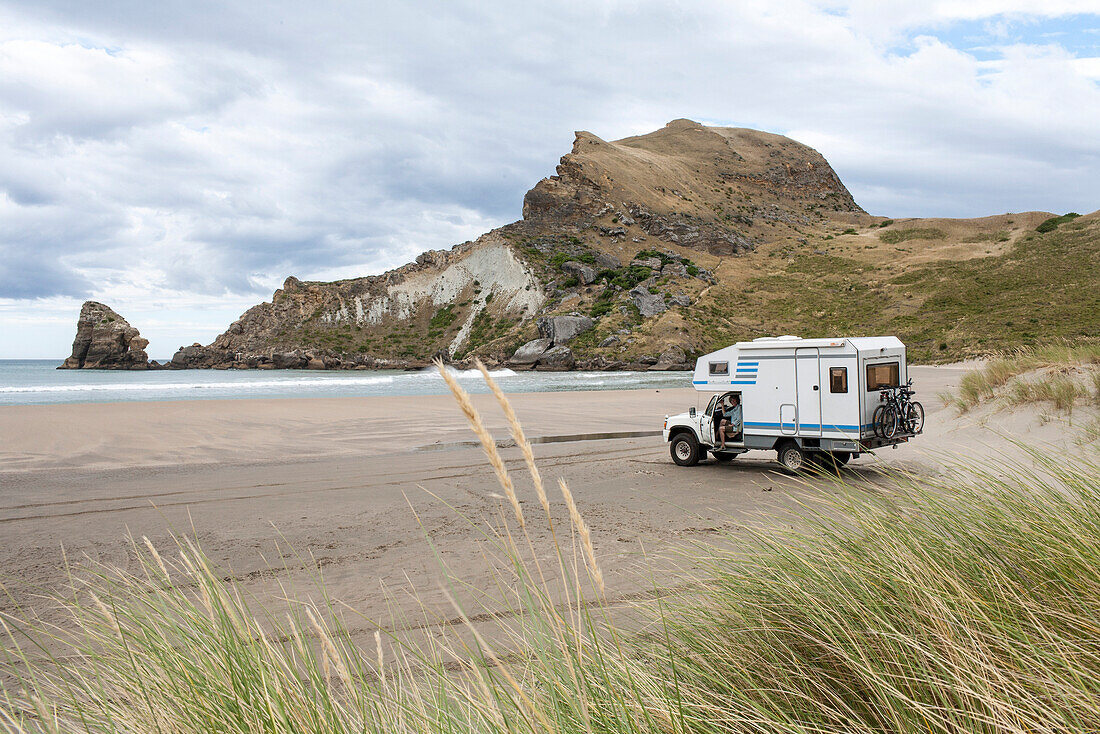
[168,119,1099,370]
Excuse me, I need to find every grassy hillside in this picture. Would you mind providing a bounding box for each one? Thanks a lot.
[575,210,1098,364]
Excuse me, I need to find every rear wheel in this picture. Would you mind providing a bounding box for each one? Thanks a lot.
[905,402,925,434]
[814,451,850,473]
[777,442,806,473]
[670,432,701,466]
[872,405,887,437]
[881,406,900,439]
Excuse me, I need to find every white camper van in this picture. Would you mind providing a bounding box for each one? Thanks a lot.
[662,336,923,471]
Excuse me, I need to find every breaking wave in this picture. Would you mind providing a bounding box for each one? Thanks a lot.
[0,361,685,406]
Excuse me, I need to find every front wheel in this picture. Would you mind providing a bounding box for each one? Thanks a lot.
[777,442,806,473]
[670,433,701,466]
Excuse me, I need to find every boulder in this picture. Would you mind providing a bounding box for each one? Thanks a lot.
[669,294,691,307]
[169,344,231,369]
[306,357,326,370]
[631,257,663,270]
[561,261,598,285]
[534,345,575,370]
[536,315,594,344]
[661,261,688,278]
[509,338,552,366]
[594,251,622,270]
[272,351,307,369]
[58,301,151,370]
[629,286,668,318]
[651,345,690,371]
[598,335,620,348]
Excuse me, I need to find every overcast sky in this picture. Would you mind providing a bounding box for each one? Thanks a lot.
[1,1,1098,358]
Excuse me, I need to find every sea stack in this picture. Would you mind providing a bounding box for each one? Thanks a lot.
[58,301,152,370]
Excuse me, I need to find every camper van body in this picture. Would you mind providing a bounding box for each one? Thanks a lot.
[662,336,915,468]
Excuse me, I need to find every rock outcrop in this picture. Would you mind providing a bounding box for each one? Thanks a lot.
[536,315,594,344]
[629,286,667,318]
[59,302,152,370]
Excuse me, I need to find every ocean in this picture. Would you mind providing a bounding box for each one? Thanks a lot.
[0,360,690,406]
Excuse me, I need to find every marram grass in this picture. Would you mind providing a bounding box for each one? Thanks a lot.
[3,364,1100,733]
[956,341,1100,411]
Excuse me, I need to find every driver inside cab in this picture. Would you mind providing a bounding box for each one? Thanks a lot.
[717,394,742,450]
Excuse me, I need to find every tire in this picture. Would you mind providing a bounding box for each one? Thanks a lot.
[831,451,851,465]
[777,441,806,473]
[881,405,900,439]
[670,432,701,466]
[872,405,887,438]
[905,402,925,434]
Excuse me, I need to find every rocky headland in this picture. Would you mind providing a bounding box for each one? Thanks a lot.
[166,119,865,372]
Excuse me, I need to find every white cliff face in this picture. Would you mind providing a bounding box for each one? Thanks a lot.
[318,240,545,355]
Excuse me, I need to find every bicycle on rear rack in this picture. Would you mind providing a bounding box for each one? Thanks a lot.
[872,378,924,440]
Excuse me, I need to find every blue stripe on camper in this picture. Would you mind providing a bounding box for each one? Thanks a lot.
[692,379,758,386]
[736,361,759,366]
[744,421,862,431]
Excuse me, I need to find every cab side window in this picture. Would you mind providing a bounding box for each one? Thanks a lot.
[829,367,848,393]
[709,361,728,376]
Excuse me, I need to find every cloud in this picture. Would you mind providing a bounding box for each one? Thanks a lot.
[0,0,1098,356]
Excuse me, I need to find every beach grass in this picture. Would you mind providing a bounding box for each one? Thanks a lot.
[955,342,1100,411]
[4,365,1100,733]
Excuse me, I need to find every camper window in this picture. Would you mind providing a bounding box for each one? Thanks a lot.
[866,362,900,391]
[709,361,729,376]
[829,367,848,393]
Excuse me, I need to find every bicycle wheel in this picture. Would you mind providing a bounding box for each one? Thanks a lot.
[905,401,925,434]
[881,405,899,439]
[872,405,887,437]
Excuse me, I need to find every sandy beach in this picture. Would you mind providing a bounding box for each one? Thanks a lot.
[1,364,1091,668]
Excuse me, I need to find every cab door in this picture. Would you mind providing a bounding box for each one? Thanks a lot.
[796,348,821,435]
[701,394,718,444]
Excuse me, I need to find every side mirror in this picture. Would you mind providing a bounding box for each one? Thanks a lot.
[689,407,697,417]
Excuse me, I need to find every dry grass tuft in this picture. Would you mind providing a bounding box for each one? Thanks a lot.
[433,359,524,528]
[954,341,1100,412]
